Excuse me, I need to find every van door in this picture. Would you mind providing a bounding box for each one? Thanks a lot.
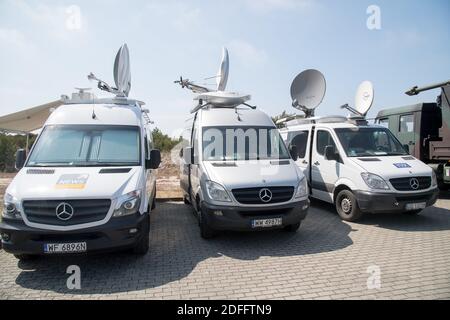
[190,116,201,203]
[287,128,311,178]
[311,129,340,203]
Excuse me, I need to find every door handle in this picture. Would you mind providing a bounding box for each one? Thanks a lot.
[314,161,320,166]
[302,160,308,164]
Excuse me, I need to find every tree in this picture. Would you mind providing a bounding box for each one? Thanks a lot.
[151,128,182,152]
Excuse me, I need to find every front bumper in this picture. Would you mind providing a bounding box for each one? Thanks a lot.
[0,213,148,256]
[201,199,310,231]
[354,188,439,214]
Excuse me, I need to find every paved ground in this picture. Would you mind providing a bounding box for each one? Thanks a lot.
[1,197,450,300]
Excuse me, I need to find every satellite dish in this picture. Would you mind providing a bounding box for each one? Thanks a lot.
[290,69,326,116]
[354,81,374,116]
[216,47,229,91]
[113,44,131,97]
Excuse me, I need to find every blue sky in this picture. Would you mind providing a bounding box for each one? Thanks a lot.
[0,0,449,136]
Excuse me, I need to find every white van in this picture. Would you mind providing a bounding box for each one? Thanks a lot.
[0,45,161,259]
[279,70,438,221]
[177,49,309,238]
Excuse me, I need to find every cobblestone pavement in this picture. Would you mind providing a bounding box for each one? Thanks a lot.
[1,197,450,300]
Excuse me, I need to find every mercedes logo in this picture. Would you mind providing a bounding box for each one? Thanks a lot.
[259,188,273,203]
[56,202,74,221]
[409,178,420,190]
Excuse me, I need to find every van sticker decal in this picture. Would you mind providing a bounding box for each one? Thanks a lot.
[393,163,411,168]
[55,174,89,189]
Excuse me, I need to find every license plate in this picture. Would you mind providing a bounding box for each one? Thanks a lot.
[405,202,426,211]
[44,242,87,254]
[251,218,282,228]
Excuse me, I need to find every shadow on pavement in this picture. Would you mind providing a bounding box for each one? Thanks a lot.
[14,201,353,295]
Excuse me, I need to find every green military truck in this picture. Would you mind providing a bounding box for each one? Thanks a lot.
[376,80,450,188]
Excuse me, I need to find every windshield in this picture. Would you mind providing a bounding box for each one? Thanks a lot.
[202,126,290,161]
[334,127,408,157]
[27,125,141,167]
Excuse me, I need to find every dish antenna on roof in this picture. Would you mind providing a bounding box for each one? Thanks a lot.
[216,47,229,91]
[340,81,374,117]
[88,43,131,97]
[175,47,254,113]
[290,69,326,118]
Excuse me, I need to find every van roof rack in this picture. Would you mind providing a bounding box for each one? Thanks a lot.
[281,115,369,127]
[175,47,256,114]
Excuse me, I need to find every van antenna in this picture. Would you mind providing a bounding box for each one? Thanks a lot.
[289,69,326,119]
[175,47,254,113]
[340,81,374,117]
[87,44,132,98]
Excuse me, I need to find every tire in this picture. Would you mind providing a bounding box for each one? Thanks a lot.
[132,215,150,255]
[284,222,301,232]
[14,254,38,261]
[403,209,422,215]
[335,189,363,222]
[183,195,190,205]
[199,207,216,239]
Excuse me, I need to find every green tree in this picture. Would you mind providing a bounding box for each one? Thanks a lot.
[151,128,182,152]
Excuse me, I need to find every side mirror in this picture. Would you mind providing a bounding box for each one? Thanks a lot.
[183,147,193,165]
[15,149,26,170]
[403,144,410,153]
[146,149,161,169]
[289,145,298,161]
[324,145,339,161]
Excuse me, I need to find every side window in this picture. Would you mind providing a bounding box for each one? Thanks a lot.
[288,130,309,159]
[378,118,389,128]
[316,130,336,156]
[399,114,414,132]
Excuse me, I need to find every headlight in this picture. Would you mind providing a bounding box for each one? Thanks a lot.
[295,177,308,198]
[113,190,141,217]
[2,193,23,220]
[361,172,390,190]
[431,170,437,187]
[205,181,231,202]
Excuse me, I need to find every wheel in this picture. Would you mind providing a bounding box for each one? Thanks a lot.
[403,209,422,215]
[199,207,216,239]
[132,215,150,255]
[183,195,190,205]
[284,222,301,232]
[335,190,363,222]
[14,254,38,261]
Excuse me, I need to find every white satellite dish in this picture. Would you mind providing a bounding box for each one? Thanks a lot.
[290,69,326,117]
[354,81,374,116]
[113,44,131,97]
[216,47,229,91]
[340,81,374,117]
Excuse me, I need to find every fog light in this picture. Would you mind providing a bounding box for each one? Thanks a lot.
[213,210,223,216]
[129,228,138,234]
[394,202,399,207]
[1,233,11,242]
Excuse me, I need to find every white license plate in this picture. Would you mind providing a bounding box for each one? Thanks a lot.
[405,202,426,211]
[251,218,282,228]
[44,242,87,254]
